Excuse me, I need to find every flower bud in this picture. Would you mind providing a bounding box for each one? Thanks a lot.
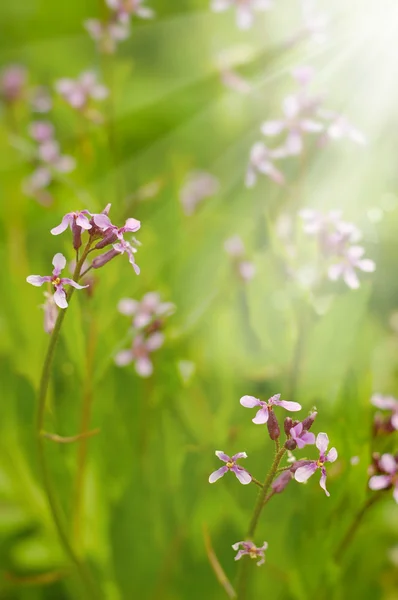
[71,221,82,250]
[284,417,294,436]
[95,228,118,249]
[301,411,318,431]
[267,410,280,441]
[284,438,297,451]
[272,470,292,493]
[92,248,118,269]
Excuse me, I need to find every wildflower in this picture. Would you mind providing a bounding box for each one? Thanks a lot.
[29,121,54,143]
[30,86,52,113]
[40,292,58,334]
[211,0,273,30]
[114,331,164,377]
[318,109,366,145]
[261,95,323,155]
[245,142,285,187]
[240,393,301,425]
[232,541,268,566]
[84,19,130,54]
[51,211,92,235]
[113,238,140,274]
[92,214,141,241]
[371,394,398,430]
[208,451,251,484]
[224,236,256,282]
[106,0,154,22]
[368,454,398,503]
[328,246,376,289]
[55,71,108,110]
[294,432,338,496]
[288,422,316,449]
[27,253,88,309]
[0,65,26,103]
[118,292,175,329]
[180,171,219,216]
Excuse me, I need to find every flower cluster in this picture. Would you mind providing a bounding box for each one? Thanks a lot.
[55,71,108,121]
[300,209,375,289]
[209,393,337,565]
[85,0,154,54]
[211,0,273,30]
[368,394,398,504]
[368,454,398,504]
[23,121,75,204]
[224,235,256,282]
[247,66,365,186]
[115,292,175,377]
[371,394,398,433]
[27,205,141,321]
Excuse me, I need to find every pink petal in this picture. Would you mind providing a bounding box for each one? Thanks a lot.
[319,468,330,496]
[371,394,397,410]
[357,259,375,273]
[368,475,391,491]
[146,332,164,351]
[232,466,252,484]
[231,452,247,461]
[52,253,66,273]
[285,130,303,155]
[261,120,285,136]
[328,263,344,281]
[27,275,50,286]
[294,463,317,483]
[209,466,228,483]
[93,214,113,230]
[135,356,153,377]
[326,447,338,463]
[283,95,300,119]
[343,267,360,290]
[53,287,68,309]
[240,395,261,408]
[252,407,269,424]
[316,433,329,454]
[61,278,88,290]
[379,454,397,475]
[76,214,92,230]
[275,400,302,412]
[215,451,231,462]
[301,431,316,445]
[118,298,138,315]
[300,119,323,132]
[51,215,72,235]
[391,413,398,430]
[236,6,253,29]
[123,217,141,232]
[114,349,134,366]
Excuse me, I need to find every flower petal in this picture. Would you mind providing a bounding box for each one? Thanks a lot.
[118,298,138,315]
[240,395,261,408]
[326,447,338,463]
[316,432,329,454]
[231,452,247,461]
[252,407,269,424]
[52,253,66,274]
[232,466,252,485]
[261,120,285,136]
[93,214,113,230]
[76,213,92,230]
[50,215,72,235]
[301,431,316,445]
[135,357,153,377]
[371,394,397,410]
[114,349,134,366]
[357,259,375,273]
[61,278,89,290]
[379,454,397,474]
[53,287,68,309]
[123,217,141,232]
[275,400,302,412]
[215,451,230,462]
[294,462,317,483]
[319,467,330,496]
[368,475,391,491]
[27,275,50,286]
[208,466,228,483]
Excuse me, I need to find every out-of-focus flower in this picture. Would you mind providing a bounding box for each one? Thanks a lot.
[27,253,88,309]
[0,65,26,103]
[371,394,398,430]
[115,331,164,376]
[40,291,58,334]
[118,292,175,329]
[328,246,376,289]
[55,71,108,111]
[211,0,273,30]
[30,86,52,113]
[289,422,316,449]
[224,235,256,282]
[261,95,323,155]
[272,470,293,493]
[29,121,54,143]
[368,454,398,503]
[318,109,366,146]
[106,0,155,22]
[232,541,268,566]
[84,19,130,54]
[180,171,219,215]
[245,142,285,187]
[294,432,338,496]
[209,451,251,484]
[240,393,301,424]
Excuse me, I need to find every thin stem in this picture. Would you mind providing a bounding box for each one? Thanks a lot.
[79,265,93,279]
[236,446,286,600]
[251,477,264,489]
[334,494,381,561]
[35,241,98,598]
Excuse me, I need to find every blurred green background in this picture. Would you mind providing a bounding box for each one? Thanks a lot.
[1,0,398,598]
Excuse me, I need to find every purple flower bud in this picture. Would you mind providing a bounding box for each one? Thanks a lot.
[267,410,280,441]
[72,220,83,250]
[301,411,318,431]
[284,417,294,436]
[272,470,293,493]
[95,228,118,249]
[92,248,119,269]
[285,438,297,451]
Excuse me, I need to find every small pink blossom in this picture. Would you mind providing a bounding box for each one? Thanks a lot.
[0,65,26,103]
[240,393,301,424]
[55,71,108,110]
[368,454,398,503]
[224,236,256,282]
[27,253,88,309]
[371,394,398,431]
[209,451,251,485]
[106,0,154,22]
[289,422,315,449]
[328,246,376,289]
[114,331,164,377]
[211,0,273,30]
[84,19,130,54]
[51,211,92,235]
[40,292,58,334]
[245,142,285,187]
[232,541,268,566]
[118,292,175,329]
[294,433,338,496]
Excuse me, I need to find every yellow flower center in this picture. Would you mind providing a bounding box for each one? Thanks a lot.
[226,461,234,468]
[249,549,257,559]
[317,460,324,468]
[52,277,61,286]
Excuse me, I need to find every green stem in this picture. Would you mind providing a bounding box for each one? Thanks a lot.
[35,241,98,598]
[236,446,286,600]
